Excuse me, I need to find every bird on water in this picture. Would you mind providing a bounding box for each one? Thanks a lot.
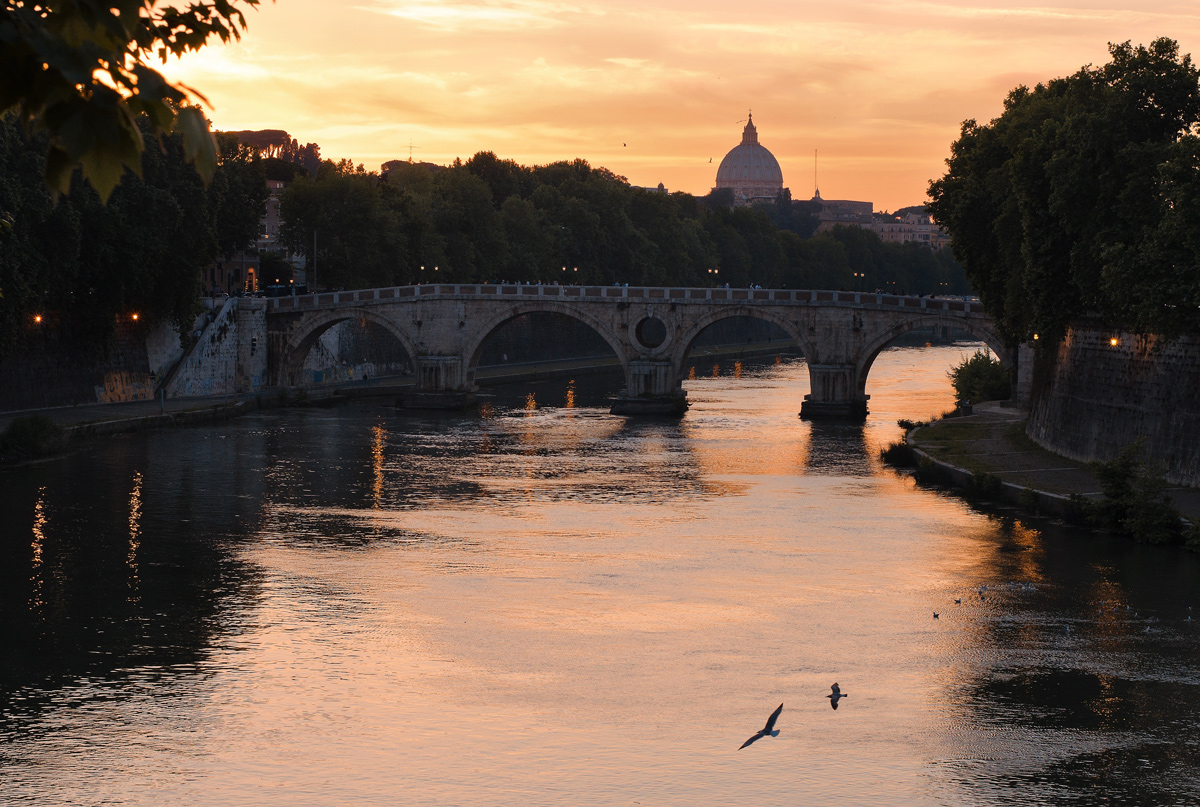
[827,682,848,710]
[739,703,783,749]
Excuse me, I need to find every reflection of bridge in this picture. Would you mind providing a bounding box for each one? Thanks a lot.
[266,284,1008,418]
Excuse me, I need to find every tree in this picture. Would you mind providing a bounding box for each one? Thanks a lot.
[0,114,266,355]
[279,161,405,289]
[929,38,1200,342]
[0,0,263,200]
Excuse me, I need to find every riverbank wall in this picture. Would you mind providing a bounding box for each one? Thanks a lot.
[1026,326,1200,487]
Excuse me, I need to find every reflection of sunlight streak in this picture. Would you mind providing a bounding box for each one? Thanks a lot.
[372,424,388,509]
[525,392,537,412]
[734,360,743,379]
[128,472,143,596]
[565,380,576,409]
[30,487,46,611]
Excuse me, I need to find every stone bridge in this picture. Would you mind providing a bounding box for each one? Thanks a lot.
[265,284,1009,417]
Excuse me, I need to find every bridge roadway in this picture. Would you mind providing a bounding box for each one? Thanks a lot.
[265,283,1008,417]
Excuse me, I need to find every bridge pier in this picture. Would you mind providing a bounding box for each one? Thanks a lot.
[400,356,476,410]
[610,360,689,416]
[800,363,868,421]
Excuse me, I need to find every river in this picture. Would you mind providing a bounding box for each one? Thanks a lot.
[2,344,1198,806]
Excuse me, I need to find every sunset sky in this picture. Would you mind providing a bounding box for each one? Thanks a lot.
[160,1,1200,211]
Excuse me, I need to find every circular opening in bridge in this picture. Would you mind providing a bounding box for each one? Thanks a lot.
[635,317,667,349]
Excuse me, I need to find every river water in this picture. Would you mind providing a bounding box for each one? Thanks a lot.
[2,344,1199,806]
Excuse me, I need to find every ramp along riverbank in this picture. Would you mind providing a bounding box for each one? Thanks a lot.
[907,402,1200,524]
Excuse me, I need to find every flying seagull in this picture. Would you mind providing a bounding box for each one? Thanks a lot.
[739,703,783,749]
[827,682,848,710]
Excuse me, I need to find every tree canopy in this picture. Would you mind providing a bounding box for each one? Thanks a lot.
[279,151,971,296]
[0,113,267,356]
[0,0,263,201]
[928,38,1200,343]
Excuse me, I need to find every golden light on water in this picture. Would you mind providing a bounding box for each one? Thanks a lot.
[564,380,576,409]
[371,424,387,509]
[687,366,696,380]
[525,392,537,412]
[29,487,46,611]
[711,363,719,378]
[733,360,743,379]
[127,472,142,590]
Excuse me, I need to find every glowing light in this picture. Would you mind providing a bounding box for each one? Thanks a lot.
[371,424,387,508]
[128,471,142,597]
[131,313,139,321]
[33,314,42,324]
[1110,337,1119,346]
[1033,333,1039,340]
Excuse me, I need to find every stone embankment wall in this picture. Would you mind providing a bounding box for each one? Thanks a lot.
[0,315,189,411]
[166,298,267,398]
[1026,326,1200,487]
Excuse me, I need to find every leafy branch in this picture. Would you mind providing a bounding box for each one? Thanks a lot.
[0,0,264,200]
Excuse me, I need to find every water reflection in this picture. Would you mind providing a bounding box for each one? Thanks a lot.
[805,422,872,477]
[127,470,142,598]
[29,487,46,612]
[371,424,386,509]
[1,345,1198,807]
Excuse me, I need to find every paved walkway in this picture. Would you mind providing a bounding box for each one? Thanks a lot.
[0,394,247,434]
[910,402,1200,522]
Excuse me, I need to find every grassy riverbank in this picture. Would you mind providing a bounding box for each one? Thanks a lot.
[904,401,1200,534]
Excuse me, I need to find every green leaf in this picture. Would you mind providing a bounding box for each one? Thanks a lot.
[174,105,217,184]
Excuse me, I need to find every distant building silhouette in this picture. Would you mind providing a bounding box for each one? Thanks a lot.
[714,114,785,204]
[811,190,874,232]
[870,210,951,249]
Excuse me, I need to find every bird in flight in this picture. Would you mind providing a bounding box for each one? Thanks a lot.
[739,703,783,749]
[827,682,848,710]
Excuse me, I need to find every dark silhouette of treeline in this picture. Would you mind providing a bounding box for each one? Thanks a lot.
[274,151,970,295]
[0,115,267,358]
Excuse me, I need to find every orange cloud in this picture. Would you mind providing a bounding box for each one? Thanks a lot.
[160,0,1200,210]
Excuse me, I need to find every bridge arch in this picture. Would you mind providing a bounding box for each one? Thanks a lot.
[853,314,1010,399]
[671,307,816,382]
[462,300,632,390]
[283,308,419,386]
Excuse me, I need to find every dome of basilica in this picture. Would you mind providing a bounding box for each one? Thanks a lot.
[714,114,784,203]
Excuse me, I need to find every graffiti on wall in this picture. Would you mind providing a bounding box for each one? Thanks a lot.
[95,371,155,404]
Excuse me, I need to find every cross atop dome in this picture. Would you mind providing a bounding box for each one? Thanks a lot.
[742,112,758,145]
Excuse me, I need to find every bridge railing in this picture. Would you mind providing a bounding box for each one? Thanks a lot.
[266,284,986,314]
